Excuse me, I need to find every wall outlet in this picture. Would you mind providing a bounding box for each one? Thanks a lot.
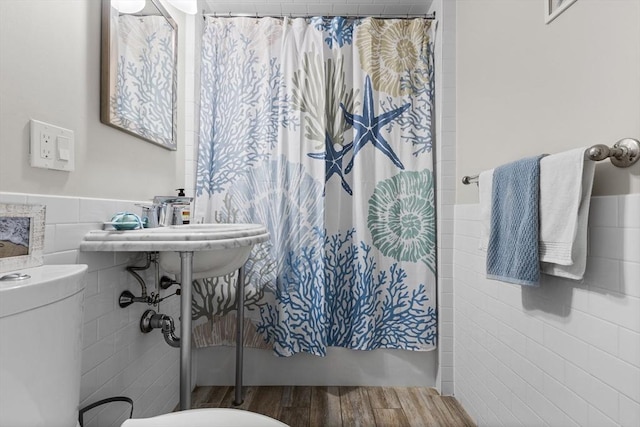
[30,119,75,171]
[40,132,52,159]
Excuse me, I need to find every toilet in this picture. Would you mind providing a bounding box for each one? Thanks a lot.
[0,264,87,427]
[0,264,286,427]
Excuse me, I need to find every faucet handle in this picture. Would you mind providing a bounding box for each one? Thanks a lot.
[136,203,159,228]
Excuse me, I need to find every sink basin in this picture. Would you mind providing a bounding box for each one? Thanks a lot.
[159,246,253,279]
[80,223,270,278]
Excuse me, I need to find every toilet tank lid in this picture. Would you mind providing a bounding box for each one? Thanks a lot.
[0,264,88,318]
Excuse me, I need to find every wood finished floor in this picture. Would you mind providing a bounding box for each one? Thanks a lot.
[190,386,476,427]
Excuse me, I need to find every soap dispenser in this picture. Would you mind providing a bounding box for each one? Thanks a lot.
[173,189,191,225]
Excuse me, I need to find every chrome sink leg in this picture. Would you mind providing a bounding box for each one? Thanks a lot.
[234,266,245,405]
[179,251,194,410]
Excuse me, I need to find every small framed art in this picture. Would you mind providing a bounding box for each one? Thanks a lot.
[0,203,45,274]
[545,0,578,24]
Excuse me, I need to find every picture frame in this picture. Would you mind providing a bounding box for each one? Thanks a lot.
[545,0,578,24]
[0,203,45,274]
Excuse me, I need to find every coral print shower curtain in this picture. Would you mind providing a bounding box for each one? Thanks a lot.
[194,16,437,356]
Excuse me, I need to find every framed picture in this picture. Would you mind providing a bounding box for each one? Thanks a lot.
[0,203,45,274]
[545,0,578,24]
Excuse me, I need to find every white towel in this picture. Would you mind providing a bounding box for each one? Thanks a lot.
[478,169,494,251]
[539,147,596,280]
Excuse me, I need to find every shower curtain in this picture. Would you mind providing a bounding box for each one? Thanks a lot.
[194,16,437,356]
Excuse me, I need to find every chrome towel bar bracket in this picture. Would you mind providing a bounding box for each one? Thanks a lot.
[462,138,640,185]
[586,138,639,168]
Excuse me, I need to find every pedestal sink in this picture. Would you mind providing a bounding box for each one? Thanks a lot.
[80,223,269,410]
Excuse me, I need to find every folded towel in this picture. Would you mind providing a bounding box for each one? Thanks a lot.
[486,156,545,286]
[540,148,595,280]
[478,169,494,251]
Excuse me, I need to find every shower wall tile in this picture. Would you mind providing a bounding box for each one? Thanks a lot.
[453,194,640,427]
[619,393,640,427]
[584,256,620,293]
[588,406,620,427]
[588,196,618,227]
[427,0,456,396]
[590,226,624,260]
[623,228,640,263]
[621,261,640,298]
[0,192,180,427]
[588,290,640,333]
[588,345,640,402]
[619,328,640,368]
[618,193,640,227]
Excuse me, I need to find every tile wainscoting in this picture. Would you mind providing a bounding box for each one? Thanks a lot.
[453,194,640,427]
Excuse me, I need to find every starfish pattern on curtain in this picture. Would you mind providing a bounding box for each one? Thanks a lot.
[307,132,354,195]
[341,76,411,174]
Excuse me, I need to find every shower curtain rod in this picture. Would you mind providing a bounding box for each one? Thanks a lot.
[202,11,436,20]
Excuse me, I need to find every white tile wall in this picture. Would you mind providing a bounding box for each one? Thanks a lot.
[454,194,640,427]
[433,0,456,396]
[183,13,199,198]
[0,192,180,427]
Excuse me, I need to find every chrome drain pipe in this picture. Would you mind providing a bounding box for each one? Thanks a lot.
[140,310,180,348]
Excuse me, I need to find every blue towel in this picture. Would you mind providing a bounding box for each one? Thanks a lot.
[486,155,545,286]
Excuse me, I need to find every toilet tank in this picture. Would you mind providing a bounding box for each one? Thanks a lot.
[0,264,87,427]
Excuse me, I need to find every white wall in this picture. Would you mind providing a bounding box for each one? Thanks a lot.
[456,0,640,204]
[0,192,181,426]
[0,0,186,201]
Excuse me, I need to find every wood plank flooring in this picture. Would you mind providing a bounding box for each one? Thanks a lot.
[190,386,476,427]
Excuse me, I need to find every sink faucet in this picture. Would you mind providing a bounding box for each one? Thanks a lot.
[142,194,193,228]
[139,205,159,228]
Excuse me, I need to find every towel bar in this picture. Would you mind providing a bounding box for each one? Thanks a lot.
[462,138,639,185]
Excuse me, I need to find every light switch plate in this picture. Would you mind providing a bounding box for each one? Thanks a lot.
[29,119,75,171]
